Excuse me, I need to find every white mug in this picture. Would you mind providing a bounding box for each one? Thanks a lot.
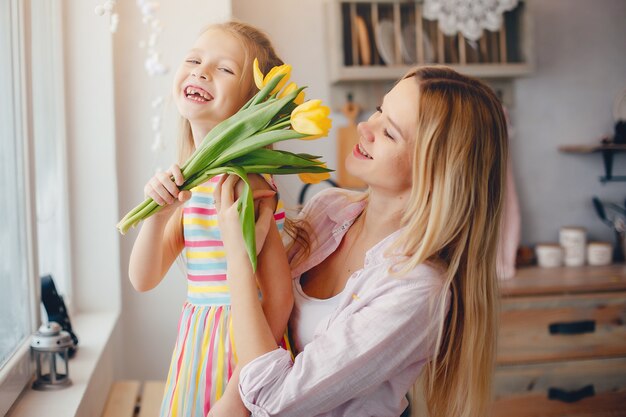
[559,227,587,267]
[587,242,612,266]
[535,244,563,268]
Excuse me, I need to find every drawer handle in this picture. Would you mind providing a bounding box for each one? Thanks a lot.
[548,385,595,403]
[548,320,595,335]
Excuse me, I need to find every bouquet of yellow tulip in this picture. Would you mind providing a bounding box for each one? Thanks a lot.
[117,59,332,270]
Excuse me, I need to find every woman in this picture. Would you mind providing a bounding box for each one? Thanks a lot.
[214,66,508,417]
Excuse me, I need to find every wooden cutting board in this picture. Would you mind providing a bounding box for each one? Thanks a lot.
[337,99,366,189]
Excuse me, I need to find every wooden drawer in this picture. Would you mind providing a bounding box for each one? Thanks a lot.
[497,292,626,364]
[491,358,626,417]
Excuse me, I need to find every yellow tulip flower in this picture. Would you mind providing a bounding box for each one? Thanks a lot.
[298,162,331,184]
[290,99,332,139]
[279,82,305,105]
[253,58,292,95]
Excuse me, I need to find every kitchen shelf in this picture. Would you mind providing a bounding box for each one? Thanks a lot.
[325,0,533,109]
[559,143,626,183]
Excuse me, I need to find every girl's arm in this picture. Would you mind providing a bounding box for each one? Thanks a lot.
[128,164,190,292]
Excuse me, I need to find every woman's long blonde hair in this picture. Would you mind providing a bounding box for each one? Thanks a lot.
[176,20,284,164]
[390,67,507,417]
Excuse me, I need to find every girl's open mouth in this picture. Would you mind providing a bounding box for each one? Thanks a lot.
[185,85,213,102]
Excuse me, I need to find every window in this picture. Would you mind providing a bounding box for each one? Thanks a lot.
[0,0,69,413]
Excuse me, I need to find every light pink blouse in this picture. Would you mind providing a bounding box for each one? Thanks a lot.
[239,188,449,417]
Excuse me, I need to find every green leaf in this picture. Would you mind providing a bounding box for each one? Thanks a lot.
[229,148,323,168]
[211,129,308,167]
[241,165,334,175]
[221,167,257,272]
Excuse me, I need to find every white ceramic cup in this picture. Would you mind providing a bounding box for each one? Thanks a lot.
[587,242,612,266]
[559,227,587,267]
[535,244,563,268]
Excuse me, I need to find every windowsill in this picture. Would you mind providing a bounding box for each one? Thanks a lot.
[7,310,120,417]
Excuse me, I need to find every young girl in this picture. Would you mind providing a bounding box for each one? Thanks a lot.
[128,21,292,417]
[215,66,508,417]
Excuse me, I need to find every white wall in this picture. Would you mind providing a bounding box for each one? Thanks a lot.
[111,0,626,379]
[512,0,626,245]
[235,0,626,245]
[63,0,121,313]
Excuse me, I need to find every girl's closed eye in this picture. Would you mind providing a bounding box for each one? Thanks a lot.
[218,67,235,75]
[186,58,201,65]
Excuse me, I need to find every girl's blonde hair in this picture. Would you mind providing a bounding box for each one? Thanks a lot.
[393,66,507,417]
[176,20,284,165]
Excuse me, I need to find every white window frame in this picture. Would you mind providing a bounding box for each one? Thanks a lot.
[0,0,41,414]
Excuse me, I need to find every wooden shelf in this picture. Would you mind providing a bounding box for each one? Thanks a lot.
[500,264,626,297]
[558,144,626,153]
[325,0,533,109]
[558,142,626,183]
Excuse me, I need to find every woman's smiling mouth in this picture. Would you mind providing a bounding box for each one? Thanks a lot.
[353,142,373,159]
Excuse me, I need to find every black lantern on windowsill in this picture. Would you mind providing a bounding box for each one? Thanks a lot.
[30,322,73,390]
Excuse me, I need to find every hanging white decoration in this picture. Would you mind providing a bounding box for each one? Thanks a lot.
[95,0,119,33]
[422,0,519,41]
[135,0,170,155]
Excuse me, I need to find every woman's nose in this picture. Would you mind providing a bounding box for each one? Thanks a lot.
[357,121,375,142]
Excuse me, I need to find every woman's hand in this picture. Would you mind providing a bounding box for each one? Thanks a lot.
[214,175,276,256]
[143,164,191,217]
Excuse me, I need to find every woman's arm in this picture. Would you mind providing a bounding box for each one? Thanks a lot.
[238,273,447,416]
[210,176,292,417]
[244,175,294,344]
[216,176,289,362]
[216,175,447,416]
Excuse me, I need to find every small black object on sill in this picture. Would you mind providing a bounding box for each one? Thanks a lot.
[41,275,79,357]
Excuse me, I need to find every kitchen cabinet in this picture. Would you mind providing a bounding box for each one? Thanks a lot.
[492,265,626,416]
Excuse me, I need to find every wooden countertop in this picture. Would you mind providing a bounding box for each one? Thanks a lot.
[500,264,626,297]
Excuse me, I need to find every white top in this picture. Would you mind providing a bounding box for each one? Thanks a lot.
[291,276,345,353]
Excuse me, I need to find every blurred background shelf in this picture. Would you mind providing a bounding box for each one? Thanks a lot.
[559,143,626,183]
[326,0,533,109]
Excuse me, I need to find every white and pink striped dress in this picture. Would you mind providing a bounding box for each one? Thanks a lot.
[159,175,285,417]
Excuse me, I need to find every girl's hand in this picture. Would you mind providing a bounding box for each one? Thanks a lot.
[214,175,276,256]
[144,164,191,217]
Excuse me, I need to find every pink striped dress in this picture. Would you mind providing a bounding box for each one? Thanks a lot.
[159,175,285,417]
